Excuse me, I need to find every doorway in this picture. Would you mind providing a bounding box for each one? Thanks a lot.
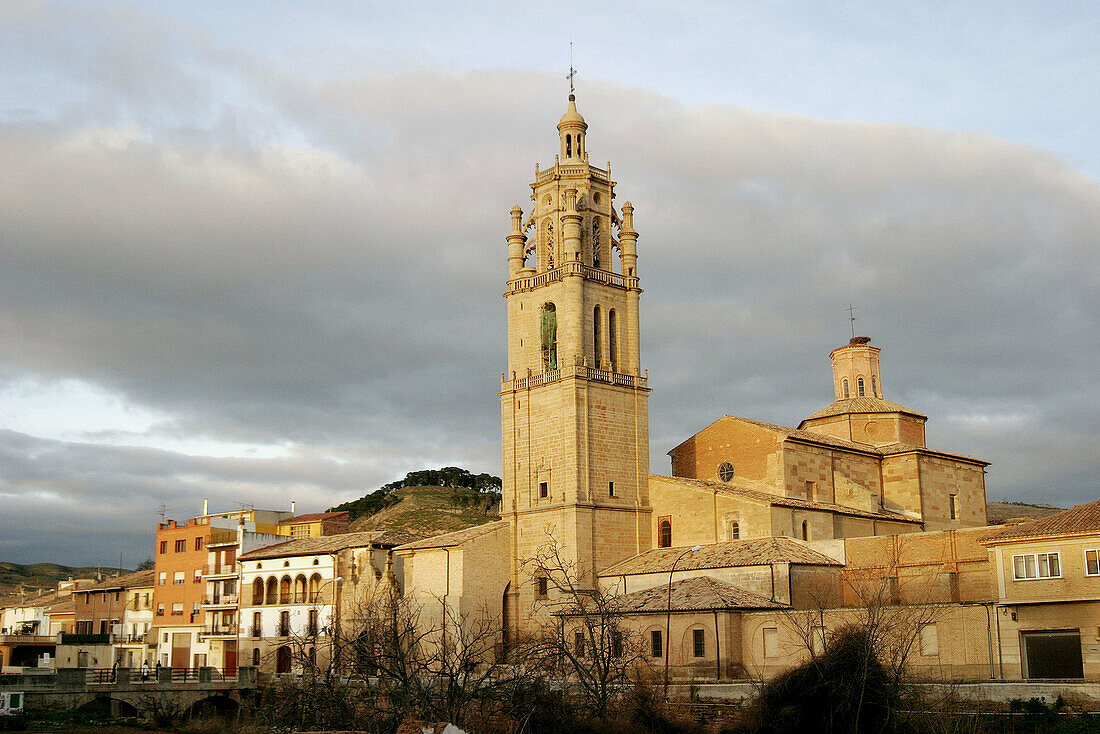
[1021,630,1083,679]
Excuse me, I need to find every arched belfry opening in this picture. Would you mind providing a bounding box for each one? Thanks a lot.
[540,303,558,371]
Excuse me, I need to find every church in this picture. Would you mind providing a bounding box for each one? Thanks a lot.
[394,94,1018,680]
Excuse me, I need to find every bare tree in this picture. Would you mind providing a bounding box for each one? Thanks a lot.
[525,533,653,720]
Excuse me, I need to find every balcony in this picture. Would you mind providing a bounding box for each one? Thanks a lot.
[199,623,238,640]
[502,356,648,392]
[201,593,239,608]
[202,564,238,579]
[59,633,111,645]
[0,634,56,645]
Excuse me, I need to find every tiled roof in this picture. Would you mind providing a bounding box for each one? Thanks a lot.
[801,396,926,422]
[599,536,842,577]
[83,569,156,592]
[239,530,422,560]
[607,576,786,614]
[394,520,509,551]
[671,415,986,465]
[981,500,1100,544]
[280,511,349,524]
[652,475,921,524]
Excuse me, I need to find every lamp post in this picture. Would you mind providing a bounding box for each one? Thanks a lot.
[664,544,702,701]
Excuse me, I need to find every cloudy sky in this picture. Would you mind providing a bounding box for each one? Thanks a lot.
[1,1,1096,566]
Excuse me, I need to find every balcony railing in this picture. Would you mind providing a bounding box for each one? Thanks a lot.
[506,260,638,295]
[201,594,239,606]
[202,564,237,576]
[503,357,648,392]
[200,624,238,637]
[247,592,326,606]
[0,634,56,644]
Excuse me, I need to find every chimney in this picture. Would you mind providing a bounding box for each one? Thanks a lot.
[202,498,208,515]
[291,501,296,515]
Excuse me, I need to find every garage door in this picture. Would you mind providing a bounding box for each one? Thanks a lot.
[1022,630,1083,679]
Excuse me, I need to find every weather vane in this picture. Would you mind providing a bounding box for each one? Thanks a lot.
[567,41,577,94]
[847,304,858,339]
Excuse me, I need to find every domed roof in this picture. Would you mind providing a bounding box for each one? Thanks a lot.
[557,94,587,130]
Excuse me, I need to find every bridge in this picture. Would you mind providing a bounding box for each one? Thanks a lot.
[0,666,256,718]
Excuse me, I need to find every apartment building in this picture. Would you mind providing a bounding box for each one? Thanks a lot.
[58,569,155,670]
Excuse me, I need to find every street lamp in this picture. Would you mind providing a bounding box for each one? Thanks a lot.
[664,544,702,701]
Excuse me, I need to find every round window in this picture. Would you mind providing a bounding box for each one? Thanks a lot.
[718,462,735,482]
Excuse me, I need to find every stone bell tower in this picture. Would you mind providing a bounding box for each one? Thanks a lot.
[500,95,651,625]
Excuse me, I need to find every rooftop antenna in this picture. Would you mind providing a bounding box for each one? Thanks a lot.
[566,41,577,95]
[847,304,858,340]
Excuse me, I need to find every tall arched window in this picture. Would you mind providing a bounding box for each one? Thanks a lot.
[730,521,740,540]
[801,520,810,541]
[540,303,558,371]
[658,518,672,548]
[265,577,277,605]
[592,219,601,268]
[279,576,291,605]
[309,574,322,603]
[858,377,865,397]
[843,379,850,399]
[542,220,555,271]
[252,578,264,605]
[593,305,602,368]
[566,134,572,157]
[252,611,261,638]
[608,309,618,372]
[294,575,307,604]
[872,376,878,396]
[252,647,260,666]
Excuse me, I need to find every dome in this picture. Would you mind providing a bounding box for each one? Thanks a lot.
[557,94,587,130]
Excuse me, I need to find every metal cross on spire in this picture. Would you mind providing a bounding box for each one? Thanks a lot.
[567,41,577,94]
[847,304,858,339]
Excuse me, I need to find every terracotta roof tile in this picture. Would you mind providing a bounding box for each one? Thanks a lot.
[652,475,921,524]
[981,499,1100,544]
[394,520,509,551]
[82,569,156,592]
[280,511,349,524]
[239,530,422,560]
[558,576,784,617]
[801,396,926,422]
[599,536,842,577]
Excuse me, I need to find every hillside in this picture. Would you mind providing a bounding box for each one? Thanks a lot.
[348,485,501,536]
[986,500,1064,525]
[0,562,130,600]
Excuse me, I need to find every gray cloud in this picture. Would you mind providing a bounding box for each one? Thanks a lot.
[0,5,1096,564]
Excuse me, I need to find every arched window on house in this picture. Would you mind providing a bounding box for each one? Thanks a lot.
[252,611,261,638]
[658,518,672,548]
[276,645,291,673]
[593,305,602,368]
[729,521,740,541]
[252,578,264,605]
[540,303,558,371]
[252,647,260,666]
[265,577,277,605]
[294,575,307,604]
[858,377,865,397]
[608,309,618,372]
[309,574,322,603]
[279,576,291,605]
[566,134,572,157]
[843,379,850,399]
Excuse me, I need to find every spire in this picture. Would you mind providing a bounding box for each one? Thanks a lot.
[557,95,587,161]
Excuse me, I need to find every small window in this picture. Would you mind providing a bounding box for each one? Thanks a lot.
[872,375,878,396]
[159,541,167,554]
[718,462,735,482]
[536,577,548,599]
[173,571,185,585]
[949,494,958,520]
[574,631,585,657]
[1086,549,1100,577]
[608,481,615,497]
[650,630,663,658]
[539,481,548,498]
[156,603,165,616]
[801,520,809,541]
[763,627,778,658]
[193,569,202,583]
[171,602,184,615]
[252,647,260,666]
[858,377,865,397]
[175,539,186,552]
[729,521,740,541]
[658,518,672,548]
[842,379,850,399]
[612,630,623,657]
[919,624,939,656]
[194,537,203,550]
[692,628,706,658]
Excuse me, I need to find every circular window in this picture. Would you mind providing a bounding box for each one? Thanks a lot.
[718,462,735,482]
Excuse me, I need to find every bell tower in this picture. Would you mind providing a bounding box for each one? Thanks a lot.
[501,95,651,626]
